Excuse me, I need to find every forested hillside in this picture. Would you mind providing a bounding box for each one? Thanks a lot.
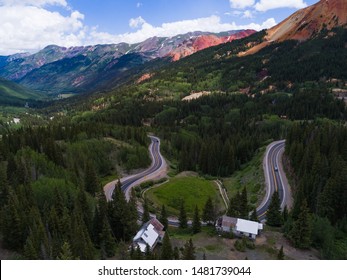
[134,27,347,99]
[284,122,347,259]
[0,119,150,259]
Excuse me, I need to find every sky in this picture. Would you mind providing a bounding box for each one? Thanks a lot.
[0,0,319,55]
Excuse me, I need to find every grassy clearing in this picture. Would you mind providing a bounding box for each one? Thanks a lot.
[222,146,267,207]
[145,176,223,217]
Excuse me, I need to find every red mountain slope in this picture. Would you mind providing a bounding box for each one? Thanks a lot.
[169,30,256,61]
[240,0,347,56]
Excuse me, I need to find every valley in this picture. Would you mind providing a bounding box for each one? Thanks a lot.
[0,0,346,261]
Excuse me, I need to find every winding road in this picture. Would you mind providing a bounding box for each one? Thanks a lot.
[257,140,292,221]
[104,135,167,201]
[104,136,292,224]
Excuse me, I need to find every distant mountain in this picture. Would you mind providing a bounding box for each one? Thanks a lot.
[169,30,255,61]
[0,77,43,106]
[241,0,347,55]
[0,30,254,95]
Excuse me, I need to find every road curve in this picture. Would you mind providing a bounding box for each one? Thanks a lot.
[257,140,292,221]
[104,136,168,201]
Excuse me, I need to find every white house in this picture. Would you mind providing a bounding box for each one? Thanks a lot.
[235,218,263,240]
[133,218,165,252]
[217,215,263,240]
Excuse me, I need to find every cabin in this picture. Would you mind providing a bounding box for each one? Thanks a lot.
[216,215,263,240]
[133,218,165,252]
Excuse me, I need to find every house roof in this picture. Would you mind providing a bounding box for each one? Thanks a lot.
[150,218,164,232]
[133,218,164,252]
[221,215,237,228]
[133,223,159,248]
[236,218,262,235]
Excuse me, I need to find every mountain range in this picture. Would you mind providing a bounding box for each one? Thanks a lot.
[0,0,346,104]
[0,30,254,96]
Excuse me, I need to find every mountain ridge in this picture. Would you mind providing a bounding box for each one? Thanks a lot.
[0,30,254,95]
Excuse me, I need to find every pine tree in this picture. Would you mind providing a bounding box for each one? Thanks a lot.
[130,244,135,259]
[134,245,143,260]
[282,205,289,222]
[57,242,76,260]
[0,163,9,207]
[240,187,249,219]
[128,189,139,236]
[277,246,285,260]
[289,200,312,249]
[160,232,173,260]
[145,244,152,260]
[142,198,150,223]
[192,205,201,234]
[84,161,99,196]
[179,200,188,229]
[70,207,95,260]
[23,235,39,260]
[266,191,283,227]
[173,247,180,260]
[108,185,131,241]
[2,192,26,250]
[118,241,129,260]
[159,205,169,230]
[250,207,258,222]
[100,219,116,258]
[182,239,196,260]
[202,197,216,225]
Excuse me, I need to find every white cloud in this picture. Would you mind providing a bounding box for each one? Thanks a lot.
[229,0,255,9]
[136,2,142,8]
[255,0,307,12]
[0,0,67,7]
[129,16,146,29]
[87,16,276,46]
[0,5,84,54]
[0,1,277,55]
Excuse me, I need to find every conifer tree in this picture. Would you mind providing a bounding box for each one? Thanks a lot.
[159,205,169,230]
[266,191,283,227]
[57,242,76,260]
[0,163,9,207]
[202,197,216,225]
[179,200,188,229]
[130,244,135,259]
[289,200,312,249]
[84,161,99,196]
[109,184,130,241]
[173,246,180,260]
[182,239,196,260]
[240,187,249,219]
[145,244,152,260]
[282,205,289,222]
[160,232,173,260]
[134,245,143,260]
[192,205,201,234]
[250,207,258,222]
[142,198,150,223]
[23,235,39,260]
[2,192,26,250]
[100,219,116,258]
[128,189,139,236]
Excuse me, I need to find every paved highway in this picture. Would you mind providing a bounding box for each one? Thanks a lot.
[257,140,292,221]
[104,136,167,201]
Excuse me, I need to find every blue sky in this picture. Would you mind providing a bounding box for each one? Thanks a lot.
[0,0,318,55]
